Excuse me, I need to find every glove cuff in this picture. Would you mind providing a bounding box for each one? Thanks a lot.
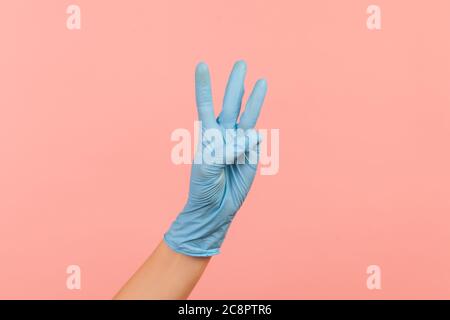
[163,233,221,257]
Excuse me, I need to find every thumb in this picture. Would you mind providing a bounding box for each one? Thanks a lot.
[229,129,261,165]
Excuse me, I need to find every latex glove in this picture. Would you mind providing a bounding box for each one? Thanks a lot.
[164,61,268,257]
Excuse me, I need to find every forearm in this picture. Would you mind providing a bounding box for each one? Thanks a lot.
[114,241,210,300]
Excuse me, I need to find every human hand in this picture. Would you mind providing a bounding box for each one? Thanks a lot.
[164,61,267,256]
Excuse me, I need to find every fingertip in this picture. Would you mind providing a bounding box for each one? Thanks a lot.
[234,60,247,72]
[196,61,209,72]
[195,62,210,85]
[256,78,268,90]
[195,61,208,74]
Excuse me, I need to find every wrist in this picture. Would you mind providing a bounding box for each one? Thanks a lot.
[164,204,233,257]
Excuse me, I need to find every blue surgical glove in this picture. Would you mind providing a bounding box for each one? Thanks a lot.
[164,61,268,257]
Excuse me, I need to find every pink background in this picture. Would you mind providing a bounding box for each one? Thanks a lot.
[1,0,450,299]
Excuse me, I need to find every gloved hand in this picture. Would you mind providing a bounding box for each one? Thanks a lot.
[164,61,268,257]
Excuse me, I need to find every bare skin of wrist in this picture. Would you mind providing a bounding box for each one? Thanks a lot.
[114,241,211,300]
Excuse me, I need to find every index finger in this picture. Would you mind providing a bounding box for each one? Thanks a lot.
[195,62,217,128]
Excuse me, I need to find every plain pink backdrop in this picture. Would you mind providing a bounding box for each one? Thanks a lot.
[1,0,450,299]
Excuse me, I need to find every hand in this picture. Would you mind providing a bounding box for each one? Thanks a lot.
[164,61,268,256]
